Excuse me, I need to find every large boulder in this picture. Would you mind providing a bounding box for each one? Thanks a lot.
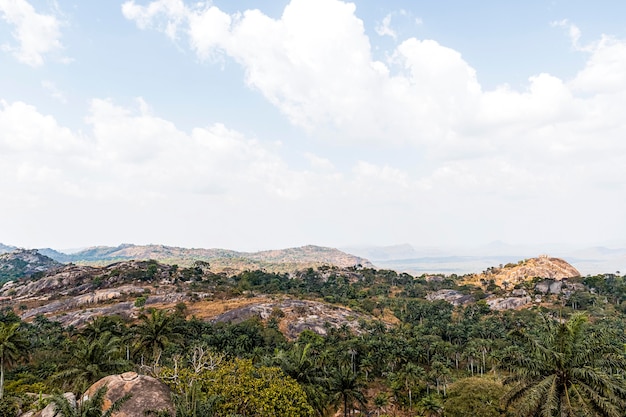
[83,372,174,417]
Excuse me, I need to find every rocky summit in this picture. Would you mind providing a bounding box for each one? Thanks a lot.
[467,255,581,288]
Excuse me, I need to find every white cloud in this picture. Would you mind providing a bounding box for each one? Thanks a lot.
[120,0,626,201]
[0,0,64,66]
[375,13,396,39]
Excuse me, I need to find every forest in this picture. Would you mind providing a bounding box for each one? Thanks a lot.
[0,263,625,416]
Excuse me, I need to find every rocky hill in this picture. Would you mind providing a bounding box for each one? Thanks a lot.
[0,249,62,283]
[0,259,383,337]
[42,243,372,272]
[466,255,581,288]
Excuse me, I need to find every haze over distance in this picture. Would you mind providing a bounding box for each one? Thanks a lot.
[1,0,626,259]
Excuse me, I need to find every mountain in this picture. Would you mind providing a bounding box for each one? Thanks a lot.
[43,243,372,272]
[0,243,17,254]
[0,249,63,283]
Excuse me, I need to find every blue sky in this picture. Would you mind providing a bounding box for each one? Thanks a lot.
[1,0,626,252]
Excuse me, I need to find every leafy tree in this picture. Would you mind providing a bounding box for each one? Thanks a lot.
[161,358,313,417]
[444,377,505,417]
[500,313,626,416]
[0,322,28,399]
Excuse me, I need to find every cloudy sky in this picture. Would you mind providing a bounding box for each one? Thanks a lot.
[1,0,626,252]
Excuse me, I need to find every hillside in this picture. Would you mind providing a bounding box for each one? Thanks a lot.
[42,243,372,272]
[465,255,581,288]
[0,249,62,283]
[1,253,624,417]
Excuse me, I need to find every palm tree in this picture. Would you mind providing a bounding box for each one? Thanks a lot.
[328,365,367,417]
[275,343,328,416]
[133,309,181,366]
[54,333,129,392]
[500,313,626,416]
[417,394,443,417]
[51,385,130,417]
[0,322,28,399]
[390,362,425,409]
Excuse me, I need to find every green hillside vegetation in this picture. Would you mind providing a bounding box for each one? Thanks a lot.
[0,261,625,416]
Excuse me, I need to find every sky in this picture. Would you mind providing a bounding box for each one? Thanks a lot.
[1,0,626,252]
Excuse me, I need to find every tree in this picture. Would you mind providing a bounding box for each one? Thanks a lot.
[327,366,367,417]
[500,313,626,416]
[275,343,328,416]
[133,309,181,366]
[0,322,28,399]
[51,385,130,417]
[160,358,313,417]
[390,362,425,409]
[417,394,443,417]
[444,377,505,417]
[54,333,129,392]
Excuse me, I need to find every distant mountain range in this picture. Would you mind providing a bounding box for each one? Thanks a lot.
[342,243,626,276]
[0,243,372,274]
[2,241,624,277]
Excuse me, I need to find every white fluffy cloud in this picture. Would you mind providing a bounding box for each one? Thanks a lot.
[0,0,63,66]
[116,0,626,247]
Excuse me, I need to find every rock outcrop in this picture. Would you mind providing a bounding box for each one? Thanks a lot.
[426,289,474,306]
[211,298,376,339]
[486,296,532,310]
[83,372,174,417]
[469,255,580,288]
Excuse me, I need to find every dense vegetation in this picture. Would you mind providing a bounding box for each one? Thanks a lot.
[0,264,626,416]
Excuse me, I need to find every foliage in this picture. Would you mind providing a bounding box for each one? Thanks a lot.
[444,377,506,417]
[500,313,626,416]
[51,385,131,417]
[161,358,313,417]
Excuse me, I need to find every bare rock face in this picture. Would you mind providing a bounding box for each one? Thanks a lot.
[211,298,376,339]
[426,289,474,306]
[486,296,532,310]
[471,255,580,288]
[83,372,174,417]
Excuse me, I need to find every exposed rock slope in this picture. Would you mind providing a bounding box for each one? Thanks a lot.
[467,255,580,287]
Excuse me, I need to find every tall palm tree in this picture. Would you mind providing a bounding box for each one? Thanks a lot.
[500,313,626,416]
[0,322,28,399]
[133,309,181,366]
[327,365,366,417]
[51,385,130,417]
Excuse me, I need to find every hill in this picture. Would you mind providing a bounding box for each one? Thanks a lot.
[43,243,372,272]
[465,255,581,288]
[0,249,63,283]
